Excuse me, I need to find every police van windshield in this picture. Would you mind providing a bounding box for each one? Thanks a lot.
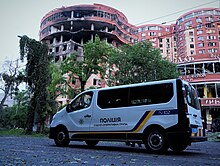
[185,84,201,110]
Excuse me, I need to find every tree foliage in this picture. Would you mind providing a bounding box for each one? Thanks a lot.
[0,90,29,129]
[83,36,115,78]
[19,35,51,133]
[61,53,84,94]
[107,41,179,86]
[61,36,115,92]
[47,62,65,113]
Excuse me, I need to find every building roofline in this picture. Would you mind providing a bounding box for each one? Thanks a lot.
[177,7,220,20]
[41,3,128,24]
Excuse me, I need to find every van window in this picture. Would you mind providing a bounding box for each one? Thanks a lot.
[97,88,129,109]
[97,83,173,109]
[70,92,93,112]
[185,85,200,110]
[129,83,173,106]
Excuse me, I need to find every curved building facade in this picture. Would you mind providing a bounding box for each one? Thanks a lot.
[175,8,220,130]
[39,3,138,62]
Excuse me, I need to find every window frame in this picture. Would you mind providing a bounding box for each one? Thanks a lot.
[68,91,93,112]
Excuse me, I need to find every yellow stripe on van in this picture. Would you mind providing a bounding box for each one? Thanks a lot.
[133,110,155,133]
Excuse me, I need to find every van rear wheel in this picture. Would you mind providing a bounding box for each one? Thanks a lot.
[54,127,70,147]
[144,129,168,153]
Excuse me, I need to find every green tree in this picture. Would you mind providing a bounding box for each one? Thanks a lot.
[60,53,84,95]
[107,41,179,85]
[19,35,51,133]
[47,62,66,113]
[10,90,29,129]
[61,36,115,92]
[0,90,29,129]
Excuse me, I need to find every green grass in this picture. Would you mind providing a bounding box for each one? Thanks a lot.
[0,128,25,136]
[207,132,220,142]
[0,128,47,137]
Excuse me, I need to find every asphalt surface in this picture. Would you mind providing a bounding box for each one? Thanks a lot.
[0,136,219,166]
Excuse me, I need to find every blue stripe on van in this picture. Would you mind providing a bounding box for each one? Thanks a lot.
[129,109,178,132]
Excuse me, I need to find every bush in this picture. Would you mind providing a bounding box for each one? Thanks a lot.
[0,104,28,129]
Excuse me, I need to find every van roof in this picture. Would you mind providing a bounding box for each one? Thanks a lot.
[88,78,181,92]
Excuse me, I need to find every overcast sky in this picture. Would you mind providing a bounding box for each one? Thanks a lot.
[0,0,218,70]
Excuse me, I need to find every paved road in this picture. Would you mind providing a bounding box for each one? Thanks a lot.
[0,136,219,166]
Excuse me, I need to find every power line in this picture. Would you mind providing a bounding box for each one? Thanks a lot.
[135,0,218,25]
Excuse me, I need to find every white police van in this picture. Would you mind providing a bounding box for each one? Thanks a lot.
[49,78,207,153]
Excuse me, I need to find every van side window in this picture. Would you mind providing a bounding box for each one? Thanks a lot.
[97,83,173,109]
[129,83,173,106]
[70,92,93,112]
[185,85,200,110]
[98,88,129,109]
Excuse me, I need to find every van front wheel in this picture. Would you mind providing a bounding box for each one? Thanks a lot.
[144,129,168,153]
[54,127,70,147]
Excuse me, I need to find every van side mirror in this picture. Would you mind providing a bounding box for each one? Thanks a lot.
[198,97,202,108]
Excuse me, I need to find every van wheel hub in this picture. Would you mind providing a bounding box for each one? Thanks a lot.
[148,133,163,149]
[57,131,65,142]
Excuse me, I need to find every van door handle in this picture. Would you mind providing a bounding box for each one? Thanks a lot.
[84,114,91,118]
[193,114,197,118]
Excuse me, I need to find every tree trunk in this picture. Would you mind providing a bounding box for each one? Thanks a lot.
[0,87,10,112]
[25,106,35,134]
[36,117,45,133]
[80,80,86,92]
